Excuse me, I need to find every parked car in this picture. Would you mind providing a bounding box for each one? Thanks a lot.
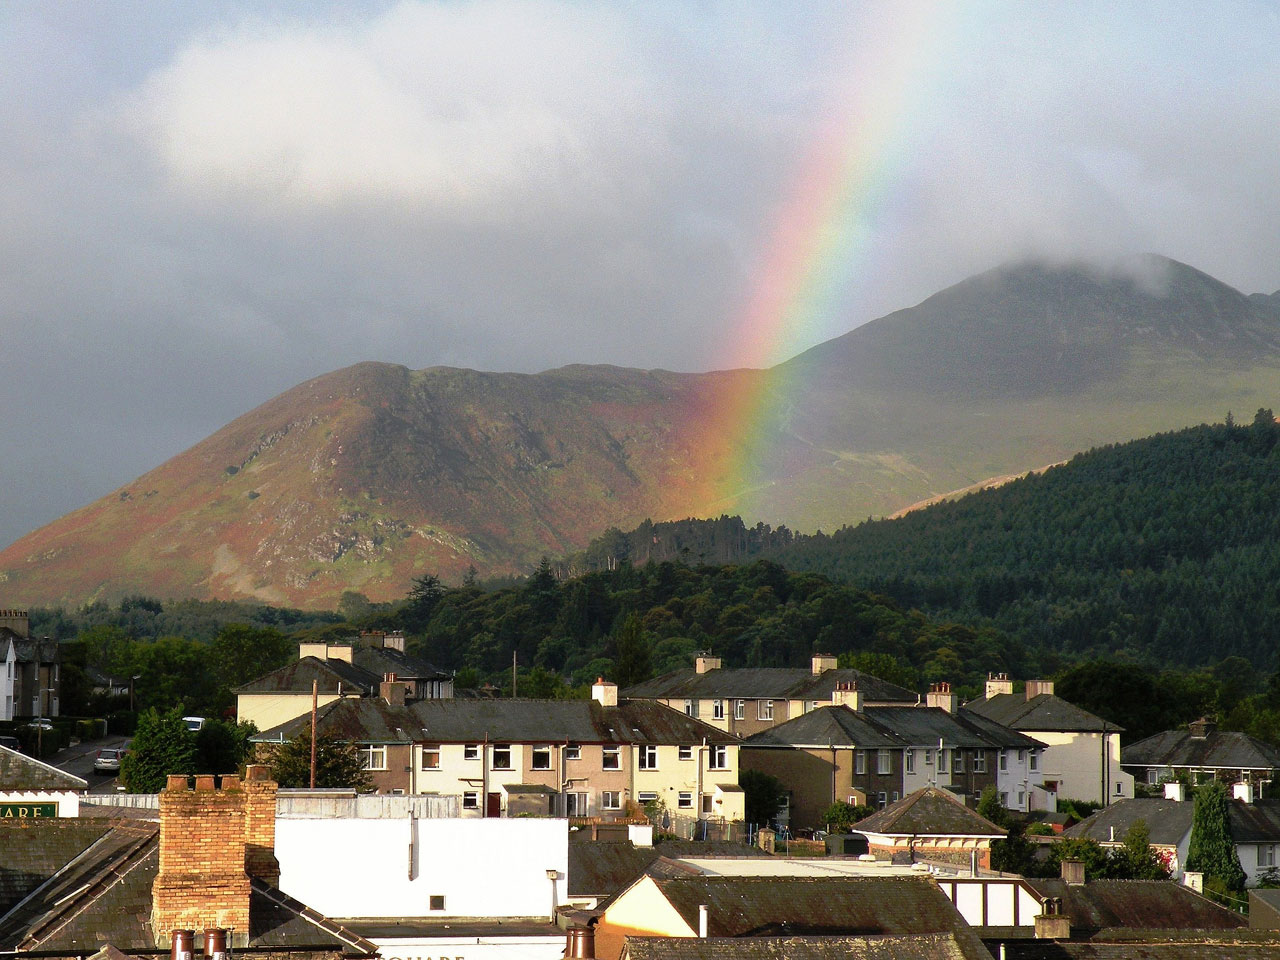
[25,718,53,731]
[93,746,128,773]
[0,735,21,752]
[182,716,205,733]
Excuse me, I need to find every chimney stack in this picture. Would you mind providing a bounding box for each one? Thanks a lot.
[325,643,353,664]
[1164,780,1186,802]
[926,681,957,714]
[243,764,280,885]
[1034,897,1070,939]
[985,672,1013,699]
[154,775,255,947]
[694,652,722,674]
[832,681,862,712]
[1025,679,1055,701]
[381,673,407,707]
[811,654,837,675]
[1188,717,1216,739]
[383,630,406,652]
[0,609,29,639]
[1060,858,1085,886]
[592,678,618,707]
[1235,781,1255,804]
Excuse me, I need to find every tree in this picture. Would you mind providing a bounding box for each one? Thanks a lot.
[977,785,1009,829]
[1113,819,1168,880]
[822,800,872,832]
[1045,837,1110,881]
[1186,780,1246,892]
[211,623,293,697]
[612,614,652,689]
[268,731,372,791]
[121,708,198,792]
[740,769,787,826]
[406,573,445,627]
[195,718,258,775]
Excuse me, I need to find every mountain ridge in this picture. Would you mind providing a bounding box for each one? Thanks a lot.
[6,255,1280,608]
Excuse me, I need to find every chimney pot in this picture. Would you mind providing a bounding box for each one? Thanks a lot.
[171,929,196,960]
[564,926,596,959]
[166,774,190,792]
[203,928,228,960]
[194,775,216,791]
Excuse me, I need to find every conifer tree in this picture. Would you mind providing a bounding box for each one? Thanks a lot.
[1186,780,1246,891]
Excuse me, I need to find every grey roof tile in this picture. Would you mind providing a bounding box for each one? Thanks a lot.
[1122,730,1280,771]
[853,787,1005,837]
[0,745,88,792]
[1022,879,1246,933]
[966,693,1120,733]
[620,933,981,960]
[623,668,917,703]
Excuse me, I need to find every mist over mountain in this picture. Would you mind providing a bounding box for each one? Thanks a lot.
[5,255,1280,609]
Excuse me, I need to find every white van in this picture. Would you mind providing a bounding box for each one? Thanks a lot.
[182,716,205,732]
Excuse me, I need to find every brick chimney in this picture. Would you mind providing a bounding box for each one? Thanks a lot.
[243,764,279,885]
[926,681,957,714]
[358,629,386,648]
[0,609,29,638]
[985,672,1013,699]
[380,673,407,706]
[1025,679,1055,700]
[1188,717,1216,739]
[832,680,862,712]
[592,677,618,707]
[1035,895,1070,939]
[694,653,722,675]
[154,775,253,947]
[811,654,837,675]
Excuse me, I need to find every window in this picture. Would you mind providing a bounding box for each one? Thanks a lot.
[531,746,552,770]
[360,745,387,771]
[602,746,620,770]
[1000,791,1009,807]
[602,791,621,810]
[924,749,934,766]
[463,791,479,810]
[421,745,441,770]
[678,791,693,809]
[683,699,696,717]
[1115,781,1124,795]
[1017,749,1026,763]
[709,745,728,770]
[492,746,512,770]
[905,749,915,774]
[565,792,588,816]
[1029,751,1039,772]
[953,749,964,773]
[734,700,746,720]
[877,749,891,775]
[1260,845,1276,867]
[937,750,948,774]
[999,750,1008,772]
[855,750,866,775]
[429,895,445,911]
[638,791,659,804]
[974,752,987,773]
[877,791,888,808]
[713,699,725,720]
[565,744,581,760]
[678,745,693,761]
[758,700,774,721]
[1017,790,1025,808]
[891,791,899,803]
[1147,768,1161,785]
[639,745,658,770]
[463,744,479,761]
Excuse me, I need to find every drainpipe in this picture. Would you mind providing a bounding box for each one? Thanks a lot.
[482,732,489,817]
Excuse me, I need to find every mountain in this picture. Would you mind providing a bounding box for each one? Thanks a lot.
[5,255,1280,609]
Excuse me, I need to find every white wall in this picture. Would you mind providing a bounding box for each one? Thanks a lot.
[1033,731,1133,805]
[276,816,568,919]
[0,790,79,817]
[374,936,564,960]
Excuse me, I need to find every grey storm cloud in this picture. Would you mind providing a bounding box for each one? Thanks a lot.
[2,0,1280,548]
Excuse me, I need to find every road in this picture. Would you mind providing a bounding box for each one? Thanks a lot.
[48,734,132,794]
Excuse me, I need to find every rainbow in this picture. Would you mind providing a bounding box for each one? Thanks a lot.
[694,3,953,516]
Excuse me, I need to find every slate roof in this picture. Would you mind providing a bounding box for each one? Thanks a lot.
[643,875,989,959]
[743,705,1041,751]
[0,818,376,953]
[1022,879,1246,934]
[9,637,60,664]
[0,818,114,918]
[0,744,88,791]
[568,836,767,899]
[352,644,448,681]
[742,706,906,749]
[621,933,983,960]
[1122,729,1280,771]
[853,787,1005,838]
[1224,799,1280,843]
[998,936,1280,959]
[622,668,918,704]
[253,696,740,746]
[1065,798,1194,848]
[966,693,1119,733]
[233,655,379,696]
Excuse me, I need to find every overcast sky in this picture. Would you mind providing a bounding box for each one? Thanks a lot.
[3,0,1280,548]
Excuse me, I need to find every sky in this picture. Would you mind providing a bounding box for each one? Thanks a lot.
[3,0,1280,548]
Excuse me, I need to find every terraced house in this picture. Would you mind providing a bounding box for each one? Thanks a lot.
[253,679,743,821]
[622,653,918,737]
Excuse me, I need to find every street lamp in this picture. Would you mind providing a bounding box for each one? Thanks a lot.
[129,675,141,712]
[33,687,55,758]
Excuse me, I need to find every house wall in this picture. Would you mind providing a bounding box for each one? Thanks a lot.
[657,697,794,737]
[275,816,568,919]
[741,746,848,830]
[236,692,341,732]
[1242,841,1280,887]
[1033,731,1133,805]
[632,744,741,821]
[994,748,1042,812]
[935,878,1042,928]
[862,833,995,869]
[1,645,14,721]
[594,876,695,960]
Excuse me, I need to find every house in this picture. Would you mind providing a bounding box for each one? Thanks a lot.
[252,679,744,821]
[740,689,1044,829]
[621,653,918,737]
[1065,780,1280,886]
[0,766,376,957]
[0,743,87,817]
[852,786,1006,870]
[965,675,1133,805]
[592,874,994,960]
[1122,717,1280,789]
[235,632,451,731]
[0,610,60,720]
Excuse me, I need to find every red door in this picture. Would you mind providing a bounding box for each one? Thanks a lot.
[486,792,502,818]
